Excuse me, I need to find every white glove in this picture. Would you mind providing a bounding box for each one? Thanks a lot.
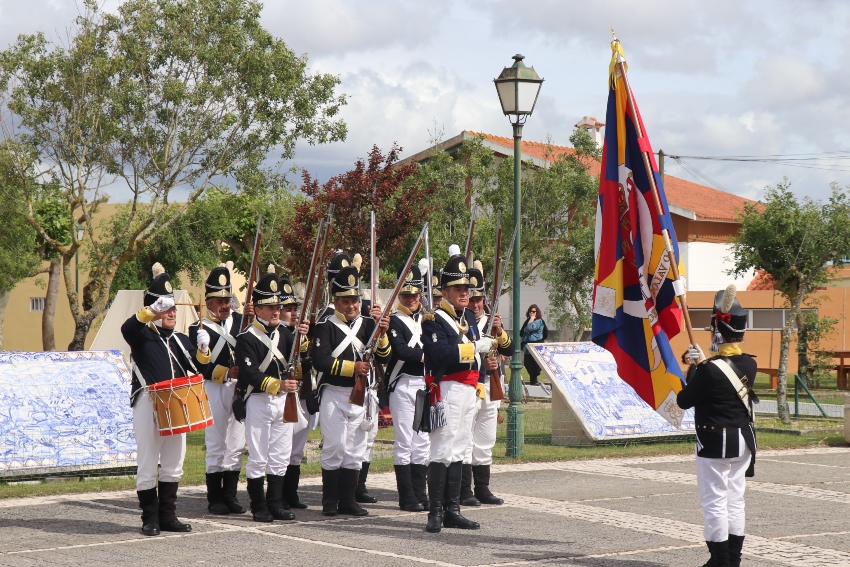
[688,344,706,364]
[475,337,495,354]
[150,296,175,313]
[196,329,210,353]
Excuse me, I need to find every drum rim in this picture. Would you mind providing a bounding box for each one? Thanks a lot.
[149,374,204,391]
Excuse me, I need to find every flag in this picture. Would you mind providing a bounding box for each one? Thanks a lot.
[591,39,686,427]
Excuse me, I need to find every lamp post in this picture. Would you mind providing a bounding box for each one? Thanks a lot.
[75,223,84,295]
[494,54,543,458]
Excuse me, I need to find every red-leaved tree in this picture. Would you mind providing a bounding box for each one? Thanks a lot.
[281,144,437,280]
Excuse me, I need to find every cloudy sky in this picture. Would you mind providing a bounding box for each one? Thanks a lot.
[4,0,850,202]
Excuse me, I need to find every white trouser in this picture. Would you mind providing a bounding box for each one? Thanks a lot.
[465,380,500,465]
[133,392,186,490]
[388,374,430,465]
[363,390,380,462]
[290,398,312,466]
[245,393,293,478]
[696,446,751,542]
[429,380,476,465]
[319,385,367,470]
[204,380,245,473]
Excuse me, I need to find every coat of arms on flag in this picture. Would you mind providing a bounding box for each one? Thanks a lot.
[591,37,691,428]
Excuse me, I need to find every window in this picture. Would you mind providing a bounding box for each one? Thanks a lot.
[688,309,713,330]
[30,297,45,312]
[690,307,817,331]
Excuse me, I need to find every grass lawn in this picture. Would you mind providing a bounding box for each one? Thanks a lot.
[1,404,845,500]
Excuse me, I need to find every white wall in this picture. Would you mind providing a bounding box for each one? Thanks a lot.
[679,241,756,292]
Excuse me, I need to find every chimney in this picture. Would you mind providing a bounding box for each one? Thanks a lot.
[574,115,605,146]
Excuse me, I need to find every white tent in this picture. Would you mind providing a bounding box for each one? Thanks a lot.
[90,290,199,365]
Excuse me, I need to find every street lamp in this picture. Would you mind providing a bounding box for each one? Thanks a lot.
[494,54,543,458]
[75,223,84,295]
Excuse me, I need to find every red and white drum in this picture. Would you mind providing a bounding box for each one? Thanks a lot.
[149,375,214,436]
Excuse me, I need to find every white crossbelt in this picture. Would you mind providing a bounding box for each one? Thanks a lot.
[203,316,235,364]
[435,308,479,367]
[388,311,422,385]
[247,325,284,373]
[329,316,365,358]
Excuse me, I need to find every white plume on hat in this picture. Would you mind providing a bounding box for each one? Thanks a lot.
[473,259,483,274]
[225,260,234,273]
[152,262,165,278]
[267,264,275,274]
[352,253,363,272]
[448,244,461,256]
[720,284,737,314]
[418,257,429,276]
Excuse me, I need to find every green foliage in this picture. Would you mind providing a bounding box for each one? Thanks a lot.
[0,0,346,348]
[796,311,838,389]
[414,129,599,337]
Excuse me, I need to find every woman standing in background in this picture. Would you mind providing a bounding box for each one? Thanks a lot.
[520,305,548,385]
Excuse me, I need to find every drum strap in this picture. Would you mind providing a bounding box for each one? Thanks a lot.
[388,311,422,387]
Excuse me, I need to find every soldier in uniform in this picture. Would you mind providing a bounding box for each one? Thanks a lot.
[189,265,250,515]
[320,251,353,321]
[234,270,307,523]
[385,264,430,512]
[279,274,312,509]
[677,285,756,567]
[122,263,210,536]
[460,261,513,507]
[422,252,497,533]
[312,265,391,517]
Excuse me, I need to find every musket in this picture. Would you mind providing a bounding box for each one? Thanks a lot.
[240,215,264,332]
[349,223,428,406]
[283,218,325,423]
[424,224,433,311]
[464,215,475,265]
[309,205,334,323]
[485,214,505,401]
[485,226,517,336]
[368,210,386,391]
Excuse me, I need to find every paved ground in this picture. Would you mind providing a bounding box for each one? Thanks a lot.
[1,446,849,566]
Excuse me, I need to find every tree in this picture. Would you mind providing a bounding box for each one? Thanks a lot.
[728,181,850,423]
[280,144,438,282]
[414,130,599,337]
[0,0,346,349]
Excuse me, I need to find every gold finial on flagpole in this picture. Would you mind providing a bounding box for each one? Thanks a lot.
[611,25,618,42]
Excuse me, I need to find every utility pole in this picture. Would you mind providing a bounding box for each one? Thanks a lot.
[658,149,665,183]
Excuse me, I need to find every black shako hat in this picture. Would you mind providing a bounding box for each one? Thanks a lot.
[278,275,298,305]
[397,264,424,295]
[144,262,174,307]
[253,273,283,306]
[711,284,748,333]
[327,251,351,282]
[440,255,471,288]
[467,265,485,298]
[431,269,442,294]
[205,266,232,299]
[332,265,361,297]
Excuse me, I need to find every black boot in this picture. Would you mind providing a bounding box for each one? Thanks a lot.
[205,472,230,515]
[425,462,446,533]
[472,465,504,505]
[460,464,480,506]
[321,468,341,516]
[411,463,429,511]
[702,540,730,567]
[443,461,479,530]
[246,477,274,523]
[157,481,192,532]
[394,464,424,512]
[266,474,295,520]
[338,468,369,516]
[137,487,160,536]
[355,461,378,503]
[284,464,308,509]
[728,535,745,567]
[222,470,245,514]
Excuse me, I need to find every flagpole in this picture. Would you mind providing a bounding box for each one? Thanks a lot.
[614,53,696,346]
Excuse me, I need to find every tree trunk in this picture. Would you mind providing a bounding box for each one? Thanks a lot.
[776,323,792,424]
[68,318,91,351]
[41,258,62,351]
[0,290,9,350]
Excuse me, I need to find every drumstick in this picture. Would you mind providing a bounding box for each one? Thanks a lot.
[173,301,204,329]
